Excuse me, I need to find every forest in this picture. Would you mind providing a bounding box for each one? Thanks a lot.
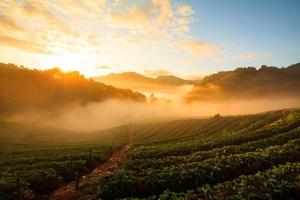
[0,63,146,115]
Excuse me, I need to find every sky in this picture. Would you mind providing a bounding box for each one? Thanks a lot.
[0,0,299,78]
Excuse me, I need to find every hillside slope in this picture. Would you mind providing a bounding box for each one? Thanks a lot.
[185,63,300,102]
[98,108,300,199]
[91,109,286,144]
[0,63,146,114]
[1,108,300,199]
[0,116,128,147]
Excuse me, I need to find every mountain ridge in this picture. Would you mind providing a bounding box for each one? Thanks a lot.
[0,63,146,114]
[185,63,300,102]
[92,72,194,93]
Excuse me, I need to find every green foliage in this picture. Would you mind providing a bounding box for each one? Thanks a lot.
[154,162,300,200]
[99,109,300,199]
[126,127,300,172]
[0,144,122,198]
[130,111,292,159]
[100,140,300,198]
[99,170,138,199]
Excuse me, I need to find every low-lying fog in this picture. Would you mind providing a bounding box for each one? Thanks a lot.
[24,96,300,132]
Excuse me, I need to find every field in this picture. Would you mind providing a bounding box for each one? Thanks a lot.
[1,109,300,200]
[97,109,300,199]
[0,117,127,200]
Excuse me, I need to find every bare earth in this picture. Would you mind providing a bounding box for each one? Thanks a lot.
[48,145,130,200]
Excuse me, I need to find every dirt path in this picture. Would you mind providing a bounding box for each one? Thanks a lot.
[48,145,130,200]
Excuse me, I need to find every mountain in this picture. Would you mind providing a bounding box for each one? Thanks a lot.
[185,63,300,102]
[155,75,194,85]
[0,63,146,114]
[93,72,194,93]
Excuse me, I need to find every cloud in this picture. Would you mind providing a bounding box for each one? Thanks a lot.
[105,0,174,35]
[151,0,173,26]
[95,65,111,70]
[0,15,24,32]
[177,17,190,25]
[39,0,107,19]
[144,69,172,77]
[0,0,97,55]
[106,7,150,30]
[176,40,220,56]
[88,34,101,46]
[104,0,194,44]
[0,35,50,54]
[14,0,78,36]
[113,0,124,7]
[177,4,194,16]
[235,53,267,60]
[0,0,219,58]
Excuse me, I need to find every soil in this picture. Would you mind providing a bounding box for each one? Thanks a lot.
[47,145,130,200]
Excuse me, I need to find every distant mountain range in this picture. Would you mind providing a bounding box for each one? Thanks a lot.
[2,62,300,114]
[0,63,146,114]
[185,63,300,102]
[92,72,194,93]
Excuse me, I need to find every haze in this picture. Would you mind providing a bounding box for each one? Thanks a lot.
[1,0,300,131]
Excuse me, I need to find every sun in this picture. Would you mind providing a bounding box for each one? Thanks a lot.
[41,53,111,77]
[44,53,85,73]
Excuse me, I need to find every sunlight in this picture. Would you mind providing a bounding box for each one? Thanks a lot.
[47,54,83,71]
[42,53,108,77]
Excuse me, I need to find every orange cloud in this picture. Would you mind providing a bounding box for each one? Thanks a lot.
[0,0,217,58]
[177,17,190,25]
[0,35,50,54]
[176,40,220,56]
[105,0,174,32]
[106,7,150,30]
[17,0,78,36]
[236,54,258,60]
[0,15,24,32]
[104,0,194,43]
[0,0,93,55]
[151,0,173,26]
[177,4,194,16]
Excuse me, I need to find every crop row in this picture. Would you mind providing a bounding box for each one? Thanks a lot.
[131,111,300,159]
[98,139,300,199]
[124,162,300,200]
[126,127,300,171]
[0,145,122,199]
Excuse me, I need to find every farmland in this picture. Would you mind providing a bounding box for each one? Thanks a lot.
[0,117,127,200]
[1,109,300,199]
[97,109,300,199]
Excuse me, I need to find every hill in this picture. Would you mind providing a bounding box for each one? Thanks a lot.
[0,116,128,146]
[1,108,300,199]
[155,75,194,86]
[98,108,300,199]
[185,63,300,102]
[0,63,146,114]
[92,72,194,94]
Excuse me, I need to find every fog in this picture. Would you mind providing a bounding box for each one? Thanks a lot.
[25,96,300,132]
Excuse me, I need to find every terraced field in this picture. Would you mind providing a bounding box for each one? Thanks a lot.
[97,109,300,199]
[96,111,283,144]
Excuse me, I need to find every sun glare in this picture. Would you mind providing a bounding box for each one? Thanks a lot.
[42,53,104,77]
